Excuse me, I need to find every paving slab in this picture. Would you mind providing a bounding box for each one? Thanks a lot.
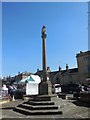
[0,96,90,119]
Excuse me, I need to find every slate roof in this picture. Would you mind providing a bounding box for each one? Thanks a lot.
[68,68,78,73]
[76,50,90,57]
[60,68,78,75]
[34,70,43,75]
[35,68,78,77]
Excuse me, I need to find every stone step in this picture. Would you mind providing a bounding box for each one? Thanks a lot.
[23,101,55,106]
[24,95,51,101]
[13,106,62,115]
[18,104,58,110]
[33,95,51,101]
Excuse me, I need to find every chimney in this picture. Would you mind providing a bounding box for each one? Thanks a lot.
[18,72,20,75]
[59,66,61,72]
[80,51,83,53]
[66,64,69,70]
[37,69,39,72]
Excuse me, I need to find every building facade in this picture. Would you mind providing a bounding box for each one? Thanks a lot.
[88,1,90,50]
[14,71,32,83]
[2,71,32,85]
[35,50,90,85]
[2,51,90,86]
[76,51,90,84]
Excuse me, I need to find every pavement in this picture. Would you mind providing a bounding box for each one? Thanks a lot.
[0,100,10,105]
[0,94,90,120]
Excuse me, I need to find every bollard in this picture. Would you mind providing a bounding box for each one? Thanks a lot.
[12,95,15,101]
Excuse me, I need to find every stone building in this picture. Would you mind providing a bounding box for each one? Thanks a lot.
[14,71,32,83]
[52,65,78,85]
[76,51,90,85]
[2,51,90,86]
[35,50,90,85]
[88,1,90,49]
[1,76,15,85]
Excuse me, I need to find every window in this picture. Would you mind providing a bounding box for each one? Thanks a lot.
[88,66,90,72]
[84,56,90,61]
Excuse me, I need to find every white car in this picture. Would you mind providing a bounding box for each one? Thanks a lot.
[53,84,61,94]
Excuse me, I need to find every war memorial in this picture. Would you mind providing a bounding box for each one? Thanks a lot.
[1,26,90,119]
[0,23,90,120]
[12,26,63,116]
[0,26,90,120]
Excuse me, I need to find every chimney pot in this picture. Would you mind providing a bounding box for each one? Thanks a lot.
[66,64,69,70]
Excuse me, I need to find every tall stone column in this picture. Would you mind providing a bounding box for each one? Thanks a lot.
[39,26,52,95]
[42,26,47,82]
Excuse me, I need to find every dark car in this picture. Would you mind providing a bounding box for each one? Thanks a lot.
[14,89,26,99]
[67,83,81,93]
[61,83,81,93]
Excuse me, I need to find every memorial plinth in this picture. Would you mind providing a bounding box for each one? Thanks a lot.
[39,80,52,95]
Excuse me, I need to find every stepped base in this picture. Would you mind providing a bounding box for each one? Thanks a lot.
[17,104,58,110]
[13,95,62,115]
[23,101,55,106]
[14,106,62,115]
[24,95,51,101]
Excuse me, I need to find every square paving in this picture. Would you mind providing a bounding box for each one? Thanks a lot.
[0,95,90,119]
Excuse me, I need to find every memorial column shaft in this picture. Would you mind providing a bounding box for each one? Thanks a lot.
[42,37,46,72]
[41,26,47,82]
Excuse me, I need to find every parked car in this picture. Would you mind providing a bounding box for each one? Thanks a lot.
[68,83,81,93]
[52,84,61,94]
[61,83,81,93]
[14,89,26,99]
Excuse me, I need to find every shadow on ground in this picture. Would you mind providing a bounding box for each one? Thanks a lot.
[1,118,90,120]
[72,100,90,108]
[0,107,14,110]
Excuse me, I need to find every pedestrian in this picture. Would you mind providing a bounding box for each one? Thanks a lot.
[81,84,85,92]
[2,84,8,99]
[87,83,90,93]
[8,85,13,101]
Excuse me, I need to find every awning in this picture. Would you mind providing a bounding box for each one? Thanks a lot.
[19,75,41,84]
